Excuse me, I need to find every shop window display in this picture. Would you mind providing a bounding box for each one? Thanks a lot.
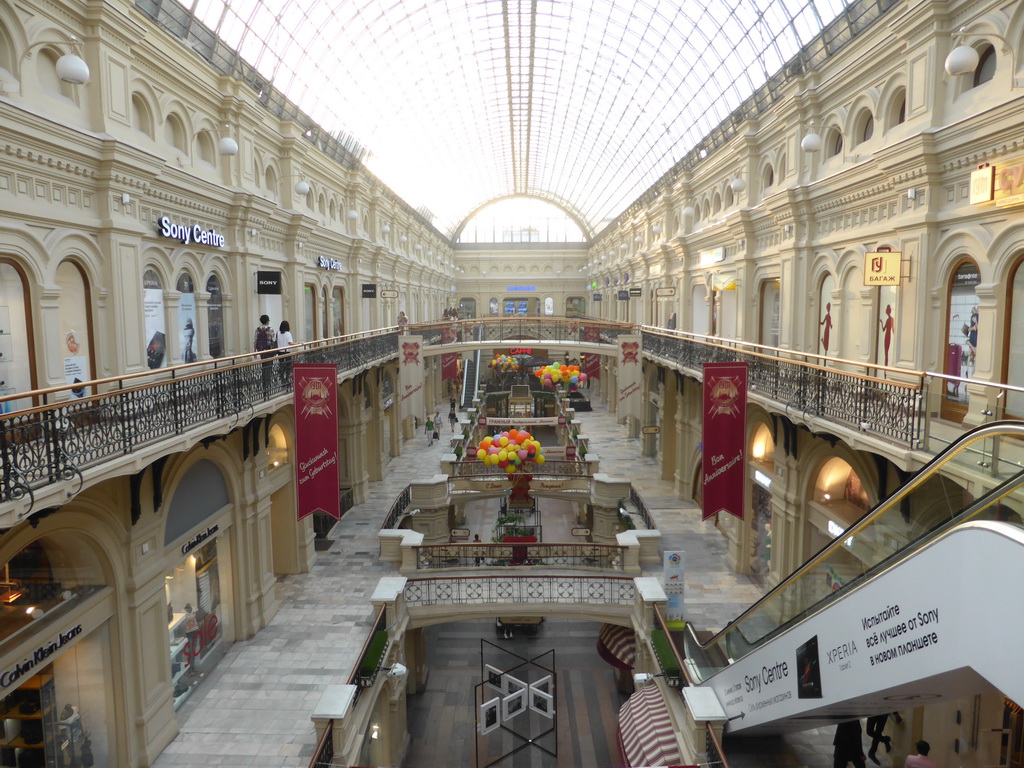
[165,540,224,710]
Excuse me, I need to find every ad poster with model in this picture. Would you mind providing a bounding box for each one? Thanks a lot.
[143,269,166,369]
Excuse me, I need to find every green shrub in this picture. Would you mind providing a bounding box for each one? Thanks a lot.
[358,631,389,679]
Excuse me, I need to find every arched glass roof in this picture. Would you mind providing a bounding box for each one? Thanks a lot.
[186,0,862,235]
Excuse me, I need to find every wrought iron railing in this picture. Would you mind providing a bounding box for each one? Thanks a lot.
[379,486,413,530]
[0,330,397,510]
[352,606,389,690]
[403,574,636,608]
[449,460,589,477]
[413,542,626,571]
[307,722,334,768]
[642,328,925,447]
[628,487,656,530]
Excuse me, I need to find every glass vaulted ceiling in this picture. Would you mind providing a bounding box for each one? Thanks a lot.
[188,0,857,237]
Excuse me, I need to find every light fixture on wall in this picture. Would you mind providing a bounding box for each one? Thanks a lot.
[347,209,359,221]
[399,234,408,243]
[196,124,239,156]
[414,244,421,251]
[634,235,643,243]
[620,243,628,251]
[801,121,822,153]
[370,725,380,740]
[1,35,91,95]
[381,224,391,235]
[652,225,662,234]
[944,26,1022,86]
[682,205,695,218]
[730,176,747,194]
[293,174,310,196]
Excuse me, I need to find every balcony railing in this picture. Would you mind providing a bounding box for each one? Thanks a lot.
[449,459,588,477]
[0,330,397,511]
[413,316,632,348]
[379,486,413,531]
[413,542,625,570]
[403,574,636,608]
[642,328,924,447]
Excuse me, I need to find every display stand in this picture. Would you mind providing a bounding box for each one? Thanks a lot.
[0,665,64,768]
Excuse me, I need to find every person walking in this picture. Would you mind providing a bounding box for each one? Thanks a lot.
[833,719,866,768]
[276,320,294,385]
[866,714,892,764]
[432,412,441,445]
[473,534,483,565]
[425,414,435,446]
[253,314,277,394]
[448,409,458,433]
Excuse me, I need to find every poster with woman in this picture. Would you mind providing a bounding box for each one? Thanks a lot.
[946,264,980,405]
[177,274,198,363]
[143,269,167,369]
[874,287,897,370]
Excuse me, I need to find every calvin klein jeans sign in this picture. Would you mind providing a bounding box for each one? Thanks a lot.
[0,625,83,688]
[159,216,226,248]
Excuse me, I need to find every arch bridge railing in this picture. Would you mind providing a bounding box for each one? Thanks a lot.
[642,328,925,447]
[411,316,633,349]
[413,542,626,571]
[0,329,397,511]
[448,459,588,478]
[403,574,636,610]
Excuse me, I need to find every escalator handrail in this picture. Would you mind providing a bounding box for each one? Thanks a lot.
[685,420,1024,661]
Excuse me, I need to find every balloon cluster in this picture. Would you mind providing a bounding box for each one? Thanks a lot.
[535,364,588,391]
[490,355,520,372]
[475,429,546,474]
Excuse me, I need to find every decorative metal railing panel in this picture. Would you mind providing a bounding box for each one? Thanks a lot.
[414,543,625,571]
[379,486,413,530]
[642,330,924,446]
[414,317,632,349]
[629,487,656,530]
[307,724,334,768]
[450,459,588,477]
[403,575,636,608]
[0,332,397,506]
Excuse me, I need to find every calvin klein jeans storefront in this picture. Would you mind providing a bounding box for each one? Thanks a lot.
[0,536,116,768]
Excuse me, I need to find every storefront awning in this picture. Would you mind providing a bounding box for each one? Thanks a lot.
[617,683,684,768]
[597,623,636,670]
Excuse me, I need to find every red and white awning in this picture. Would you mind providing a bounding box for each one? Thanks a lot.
[597,622,636,670]
[617,683,683,768]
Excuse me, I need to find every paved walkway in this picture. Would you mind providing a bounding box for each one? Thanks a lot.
[153,399,863,767]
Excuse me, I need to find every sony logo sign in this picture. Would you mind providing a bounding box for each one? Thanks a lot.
[159,216,226,248]
[318,256,343,272]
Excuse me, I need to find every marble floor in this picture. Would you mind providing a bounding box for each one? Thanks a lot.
[151,397,888,768]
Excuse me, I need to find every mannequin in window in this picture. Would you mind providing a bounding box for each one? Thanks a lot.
[183,602,200,647]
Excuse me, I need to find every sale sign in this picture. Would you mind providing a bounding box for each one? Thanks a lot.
[293,364,340,521]
[702,363,747,521]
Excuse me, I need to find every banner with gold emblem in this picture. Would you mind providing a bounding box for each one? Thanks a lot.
[702,362,747,521]
[293,364,340,521]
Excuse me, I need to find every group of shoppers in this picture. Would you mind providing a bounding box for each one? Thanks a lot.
[834,715,938,768]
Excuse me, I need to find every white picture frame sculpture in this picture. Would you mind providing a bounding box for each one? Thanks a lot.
[479,697,501,735]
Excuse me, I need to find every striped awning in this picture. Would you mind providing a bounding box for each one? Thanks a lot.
[597,623,636,670]
[617,683,683,768]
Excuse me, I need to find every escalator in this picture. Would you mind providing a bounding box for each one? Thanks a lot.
[686,422,1024,734]
[461,324,485,409]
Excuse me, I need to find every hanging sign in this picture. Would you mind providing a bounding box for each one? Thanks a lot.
[628,287,642,297]
[702,362,747,521]
[361,284,377,298]
[655,287,676,297]
[256,271,282,294]
[293,364,340,521]
[970,165,994,204]
[863,252,902,286]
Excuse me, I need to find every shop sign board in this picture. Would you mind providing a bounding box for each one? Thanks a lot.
[0,625,84,688]
[293,364,340,520]
[863,251,902,286]
[655,287,676,297]
[380,289,398,298]
[628,287,642,297]
[181,524,219,555]
[158,216,226,248]
[317,256,343,272]
[256,271,282,294]
[361,284,377,298]
[970,165,994,204]
[995,161,1024,207]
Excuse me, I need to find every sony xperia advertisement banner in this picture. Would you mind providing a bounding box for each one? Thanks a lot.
[705,524,1024,734]
[702,362,747,521]
[616,335,642,422]
[441,352,459,381]
[293,364,340,521]
[399,335,425,422]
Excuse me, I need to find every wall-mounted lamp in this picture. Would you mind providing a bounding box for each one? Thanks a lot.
[293,175,310,196]
[414,244,422,251]
[783,224,793,236]
[399,234,408,243]
[196,125,238,156]
[620,243,628,251]
[945,26,1022,86]
[370,724,380,740]
[1,36,90,95]
[249,228,257,237]
[633,672,664,687]
[730,176,747,194]
[907,188,918,200]
[634,235,643,243]
[381,224,391,235]
[682,205,695,218]
[347,209,359,221]
[426,250,433,257]
[388,663,408,678]
[801,121,822,153]
[652,225,662,234]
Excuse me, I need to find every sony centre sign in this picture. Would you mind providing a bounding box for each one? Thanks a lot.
[159,216,227,248]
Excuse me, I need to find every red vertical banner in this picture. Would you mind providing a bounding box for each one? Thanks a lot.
[293,363,340,521]
[441,352,459,381]
[584,352,601,381]
[701,362,747,521]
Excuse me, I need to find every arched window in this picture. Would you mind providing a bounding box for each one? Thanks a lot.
[165,113,187,153]
[725,186,734,208]
[304,284,316,340]
[195,131,216,166]
[973,44,996,87]
[712,193,722,215]
[702,200,710,220]
[206,274,224,358]
[759,280,780,347]
[855,110,874,145]
[817,274,836,357]
[762,165,775,194]
[56,260,93,390]
[37,47,75,102]
[825,127,843,158]
[1006,258,1024,416]
[0,259,36,407]
[777,154,786,183]
[264,167,278,200]
[886,88,907,130]
[131,93,154,139]
[332,287,345,337]
[321,286,328,339]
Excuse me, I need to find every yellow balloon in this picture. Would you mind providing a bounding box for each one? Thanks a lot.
[476,449,486,460]
[535,454,546,464]
[499,436,509,447]
[505,465,515,474]
[498,450,508,462]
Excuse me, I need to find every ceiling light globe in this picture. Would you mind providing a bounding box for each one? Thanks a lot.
[56,53,90,85]
[945,44,980,76]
